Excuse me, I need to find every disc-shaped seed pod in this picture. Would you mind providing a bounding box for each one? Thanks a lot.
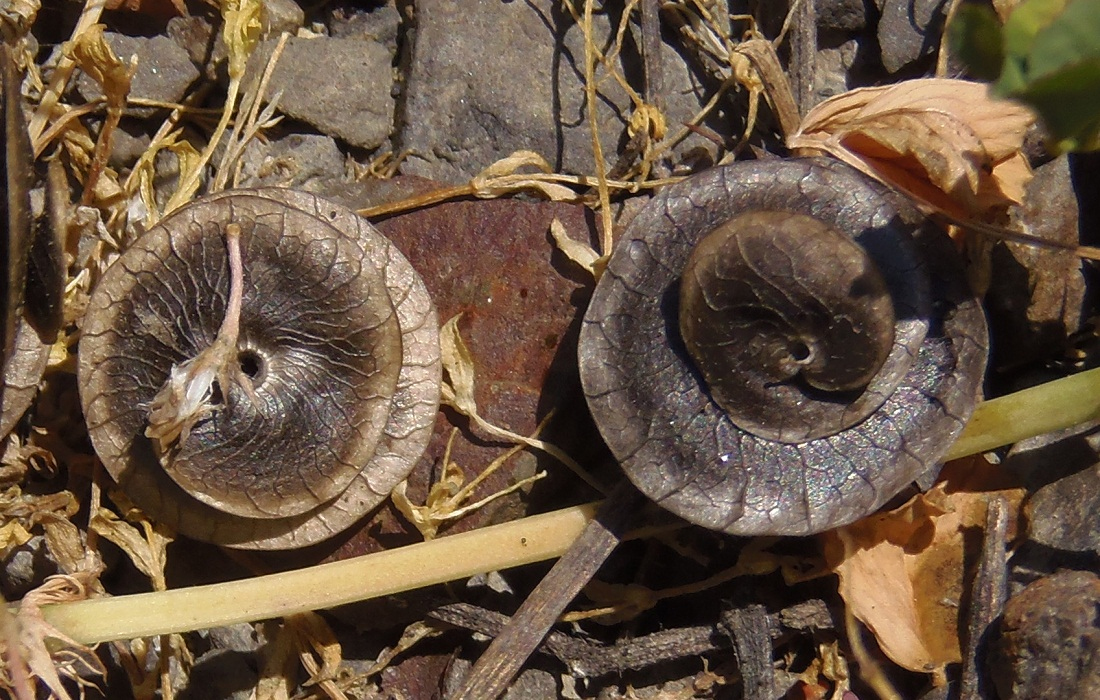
[579,158,988,535]
[79,189,441,549]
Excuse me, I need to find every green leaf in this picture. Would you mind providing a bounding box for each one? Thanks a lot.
[949,4,1005,82]
[1012,56,1100,151]
[952,0,1100,151]
[996,0,1100,151]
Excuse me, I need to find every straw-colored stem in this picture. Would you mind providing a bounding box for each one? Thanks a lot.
[41,504,598,645]
[36,367,1100,645]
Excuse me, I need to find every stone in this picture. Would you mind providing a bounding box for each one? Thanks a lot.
[166,14,221,80]
[75,33,199,118]
[1,536,58,600]
[236,132,347,192]
[986,156,1087,371]
[250,36,394,150]
[989,571,1100,700]
[260,0,304,37]
[398,0,720,182]
[1027,463,1100,555]
[327,0,402,53]
[816,0,871,33]
[877,0,948,74]
[107,118,153,169]
[312,178,606,558]
[814,39,859,102]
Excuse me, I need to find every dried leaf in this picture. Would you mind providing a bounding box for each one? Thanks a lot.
[0,0,39,34]
[628,103,667,140]
[475,150,553,180]
[0,519,32,558]
[439,314,602,492]
[222,0,263,82]
[472,175,577,202]
[822,460,1025,676]
[253,620,296,700]
[789,78,1035,219]
[439,314,477,417]
[392,429,546,540]
[287,612,346,699]
[65,24,135,112]
[549,217,601,277]
[361,621,440,679]
[41,514,87,575]
[90,506,173,590]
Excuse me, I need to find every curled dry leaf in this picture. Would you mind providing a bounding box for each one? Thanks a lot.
[64,24,135,108]
[439,314,601,492]
[788,78,1035,220]
[821,457,1025,678]
[549,217,601,278]
[89,506,172,591]
[392,430,546,540]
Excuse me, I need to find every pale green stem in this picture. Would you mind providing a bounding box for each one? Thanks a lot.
[41,504,599,645]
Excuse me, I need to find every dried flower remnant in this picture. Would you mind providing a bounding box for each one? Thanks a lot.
[144,223,254,457]
[788,78,1035,220]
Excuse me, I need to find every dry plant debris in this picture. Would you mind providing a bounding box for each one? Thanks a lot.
[789,78,1036,221]
[822,457,1025,684]
[1,0,1098,698]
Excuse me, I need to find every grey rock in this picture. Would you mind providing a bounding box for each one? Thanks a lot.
[877,0,948,74]
[989,571,1100,700]
[1028,463,1100,554]
[179,648,258,700]
[197,623,261,654]
[328,0,402,52]
[815,39,859,101]
[503,668,560,700]
[816,0,871,33]
[75,33,199,117]
[251,36,394,149]
[1,536,59,599]
[166,14,220,79]
[236,132,347,191]
[986,156,1087,369]
[261,0,304,37]
[399,0,719,183]
[108,118,153,169]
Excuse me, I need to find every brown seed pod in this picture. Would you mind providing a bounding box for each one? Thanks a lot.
[79,189,441,549]
[579,158,988,535]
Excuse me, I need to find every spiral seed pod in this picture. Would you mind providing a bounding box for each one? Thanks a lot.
[579,158,988,535]
[79,189,441,549]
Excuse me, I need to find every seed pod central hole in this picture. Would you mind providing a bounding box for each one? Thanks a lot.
[238,349,264,381]
[789,338,812,364]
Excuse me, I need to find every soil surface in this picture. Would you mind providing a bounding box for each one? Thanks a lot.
[4,1,1100,699]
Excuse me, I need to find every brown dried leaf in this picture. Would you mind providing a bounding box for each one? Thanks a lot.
[287,612,346,699]
[254,620,296,700]
[65,24,135,112]
[393,429,546,540]
[90,505,173,591]
[0,519,32,558]
[822,459,1024,676]
[789,78,1035,219]
[549,217,601,278]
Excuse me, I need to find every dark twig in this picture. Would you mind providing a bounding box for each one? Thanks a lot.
[430,598,834,679]
[786,0,817,114]
[450,479,645,699]
[960,496,1009,700]
[720,603,775,700]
